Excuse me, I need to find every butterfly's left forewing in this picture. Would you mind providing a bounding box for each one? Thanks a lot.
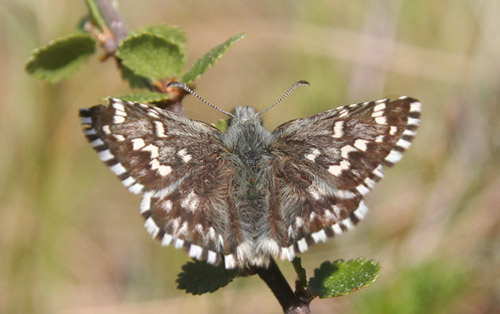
[269,97,421,260]
[80,99,236,265]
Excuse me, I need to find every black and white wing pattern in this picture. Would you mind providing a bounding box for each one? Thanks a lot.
[80,98,233,265]
[269,97,421,261]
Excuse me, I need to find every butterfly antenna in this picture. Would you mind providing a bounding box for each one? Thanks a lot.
[256,80,310,116]
[167,82,234,118]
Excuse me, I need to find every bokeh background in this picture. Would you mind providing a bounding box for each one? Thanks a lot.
[1,0,500,313]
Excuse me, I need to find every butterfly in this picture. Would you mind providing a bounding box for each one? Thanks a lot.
[79,81,420,269]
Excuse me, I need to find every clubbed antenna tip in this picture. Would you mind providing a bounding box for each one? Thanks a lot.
[257,80,310,116]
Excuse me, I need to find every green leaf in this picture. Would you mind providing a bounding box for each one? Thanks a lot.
[117,33,185,79]
[176,260,239,295]
[107,91,169,103]
[212,119,228,132]
[182,32,246,84]
[132,24,186,47]
[308,258,381,298]
[25,33,96,83]
[84,0,106,30]
[119,63,151,89]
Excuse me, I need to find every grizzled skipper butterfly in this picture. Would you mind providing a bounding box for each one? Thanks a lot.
[80,81,420,269]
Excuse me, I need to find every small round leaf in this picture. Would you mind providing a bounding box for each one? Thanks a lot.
[309,258,381,298]
[117,33,185,79]
[177,260,239,295]
[25,33,96,83]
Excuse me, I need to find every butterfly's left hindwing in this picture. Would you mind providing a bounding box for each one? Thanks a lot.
[80,99,235,266]
[269,97,421,260]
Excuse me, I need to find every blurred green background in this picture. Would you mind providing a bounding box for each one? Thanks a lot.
[1,0,500,313]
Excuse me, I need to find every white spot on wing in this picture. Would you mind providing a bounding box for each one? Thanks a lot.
[112,102,125,112]
[354,201,369,220]
[90,139,105,147]
[333,189,357,199]
[131,138,145,150]
[113,134,125,141]
[390,126,398,135]
[356,184,370,195]
[128,183,144,194]
[189,245,203,259]
[144,217,159,238]
[385,150,403,163]
[174,238,185,249]
[305,148,321,161]
[396,138,412,149]
[371,110,384,118]
[179,221,189,235]
[150,159,172,176]
[354,139,369,151]
[328,159,350,176]
[98,149,114,161]
[236,242,253,261]
[295,217,304,228]
[177,149,192,163]
[297,238,308,253]
[121,176,135,187]
[84,128,97,135]
[343,218,355,230]
[341,145,357,158]
[402,129,417,136]
[332,121,344,138]
[260,238,280,256]
[375,116,387,125]
[207,250,217,264]
[410,101,422,112]
[113,116,125,124]
[102,125,111,134]
[142,144,159,158]
[154,121,168,138]
[311,230,327,243]
[280,247,295,261]
[110,163,127,175]
[373,103,386,112]
[307,182,326,200]
[364,177,376,189]
[339,109,349,117]
[225,254,237,269]
[408,117,420,126]
[80,117,92,124]
[161,234,172,246]
[162,200,172,213]
[332,224,343,235]
[140,193,152,213]
[373,165,384,178]
[181,190,200,212]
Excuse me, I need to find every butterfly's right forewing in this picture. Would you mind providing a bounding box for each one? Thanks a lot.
[269,97,421,260]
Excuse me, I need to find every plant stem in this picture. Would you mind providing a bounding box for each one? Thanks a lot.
[257,258,311,314]
[94,0,128,53]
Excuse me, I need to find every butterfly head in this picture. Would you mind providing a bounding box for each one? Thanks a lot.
[228,106,262,126]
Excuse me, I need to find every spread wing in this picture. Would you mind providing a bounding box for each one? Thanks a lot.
[80,98,236,266]
[268,97,421,261]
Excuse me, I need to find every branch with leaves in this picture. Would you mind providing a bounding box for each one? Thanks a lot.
[25,1,381,313]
